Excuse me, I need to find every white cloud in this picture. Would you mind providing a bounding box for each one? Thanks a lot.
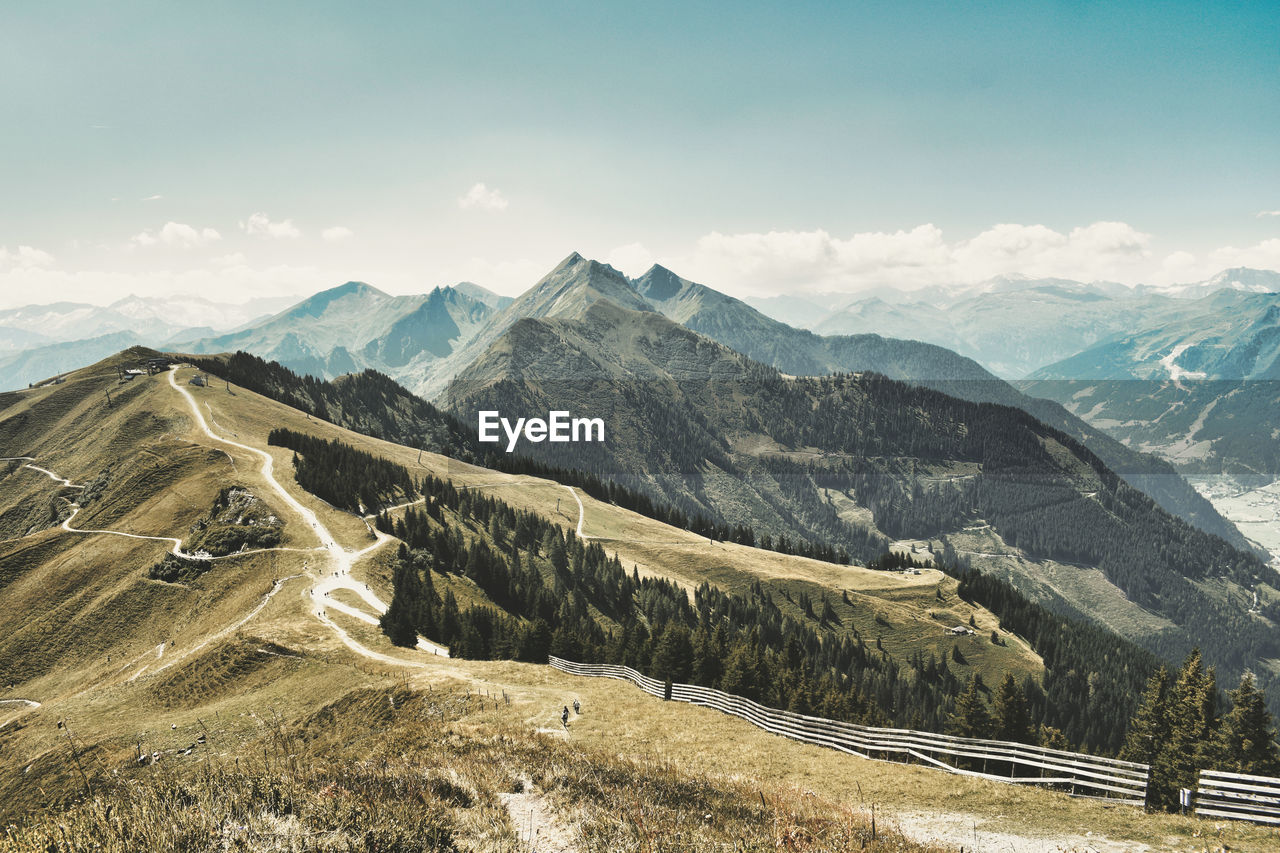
[457,182,509,212]
[1208,238,1280,271]
[131,222,221,249]
[1256,210,1280,218]
[1161,250,1198,272]
[242,212,302,239]
[322,225,354,242]
[0,245,55,271]
[605,242,656,276]
[676,221,1157,295]
[141,194,163,201]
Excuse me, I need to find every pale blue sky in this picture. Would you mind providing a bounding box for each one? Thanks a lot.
[1,1,1277,306]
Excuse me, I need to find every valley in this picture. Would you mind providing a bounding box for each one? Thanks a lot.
[1190,474,1280,570]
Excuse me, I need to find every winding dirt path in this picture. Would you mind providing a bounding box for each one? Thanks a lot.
[5,458,319,564]
[168,368,448,662]
[564,486,588,538]
[0,698,41,730]
[500,780,578,852]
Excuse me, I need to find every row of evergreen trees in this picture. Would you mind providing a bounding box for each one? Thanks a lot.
[267,428,415,512]
[273,421,1280,798]
[1119,650,1280,811]
[200,352,855,566]
[359,444,1184,755]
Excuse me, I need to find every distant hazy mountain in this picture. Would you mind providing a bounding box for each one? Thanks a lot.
[0,326,53,353]
[1021,287,1280,479]
[743,294,835,329]
[105,294,294,338]
[0,294,292,345]
[0,294,296,391]
[0,331,141,389]
[1146,267,1280,300]
[796,268,1280,379]
[1029,288,1280,382]
[180,282,498,384]
[626,264,1251,552]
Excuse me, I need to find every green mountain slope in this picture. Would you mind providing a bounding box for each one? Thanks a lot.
[445,298,1280,706]
[631,264,1254,553]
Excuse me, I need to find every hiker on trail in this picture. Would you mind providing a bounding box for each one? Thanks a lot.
[561,706,569,728]
[573,699,580,715]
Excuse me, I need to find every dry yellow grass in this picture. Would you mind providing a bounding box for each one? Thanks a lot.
[5,352,1274,850]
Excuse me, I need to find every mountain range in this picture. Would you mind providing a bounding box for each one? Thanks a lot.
[8,255,1280,837]
[129,251,1279,711]
[0,294,294,390]
[437,270,1278,698]
[12,256,1248,549]
[801,268,1280,379]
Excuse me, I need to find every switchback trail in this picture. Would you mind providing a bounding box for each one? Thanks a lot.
[168,367,448,662]
[5,458,319,563]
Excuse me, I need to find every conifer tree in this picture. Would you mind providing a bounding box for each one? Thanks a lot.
[1165,649,1219,799]
[1121,653,1224,812]
[947,677,993,739]
[721,635,765,701]
[651,625,694,684]
[1216,672,1280,775]
[992,672,1034,744]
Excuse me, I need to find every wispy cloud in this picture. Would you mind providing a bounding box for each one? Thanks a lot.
[131,222,221,249]
[321,225,354,242]
[141,194,163,201]
[0,245,55,270]
[242,212,302,238]
[1257,210,1280,218]
[669,221,1157,294]
[458,182,508,212]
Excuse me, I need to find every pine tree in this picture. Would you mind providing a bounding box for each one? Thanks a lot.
[1164,650,1219,801]
[947,677,992,739]
[1119,666,1170,765]
[651,625,694,683]
[1121,652,1222,812]
[992,673,1034,744]
[1216,672,1280,775]
[720,636,765,701]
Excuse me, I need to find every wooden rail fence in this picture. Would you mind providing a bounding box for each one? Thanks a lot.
[1195,769,1280,825]
[549,656,1148,805]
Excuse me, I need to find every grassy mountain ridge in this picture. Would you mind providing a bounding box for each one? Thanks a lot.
[4,349,1278,849]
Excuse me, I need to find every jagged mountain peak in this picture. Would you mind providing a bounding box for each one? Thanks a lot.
[633,264,688,301]
[517,252,650,318]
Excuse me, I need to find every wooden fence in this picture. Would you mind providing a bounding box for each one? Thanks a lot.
[548,656,1148,805]
[1195,769,1280,825]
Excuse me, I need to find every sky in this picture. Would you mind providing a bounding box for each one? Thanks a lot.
[1,0,1278,309]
